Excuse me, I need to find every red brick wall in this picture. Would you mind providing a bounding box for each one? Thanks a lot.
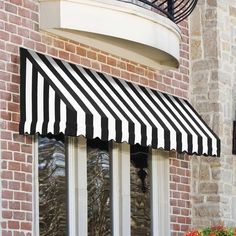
[0,0,190,235]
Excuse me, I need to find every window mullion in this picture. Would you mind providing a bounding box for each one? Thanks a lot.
[112,142,131,236]
[151,149,170,236]
[68,136,88,236]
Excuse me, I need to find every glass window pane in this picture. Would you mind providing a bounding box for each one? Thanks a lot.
[38,135,67,236]
[130,145,151,236]
[87,139,111,236]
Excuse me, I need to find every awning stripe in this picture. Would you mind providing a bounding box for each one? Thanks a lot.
[19,48,221,156]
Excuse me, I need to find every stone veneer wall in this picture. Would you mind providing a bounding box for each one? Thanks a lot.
[0,0,191,235]
[190,0,236,227]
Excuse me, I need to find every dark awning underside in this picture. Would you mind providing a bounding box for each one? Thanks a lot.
[20,48,220,156]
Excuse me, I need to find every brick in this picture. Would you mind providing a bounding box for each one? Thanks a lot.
[9,181,20,190]
[2,231,12,236]
[5,23,17,34]
[8,161,21,171]
[8,221,19,229]
[14,172,25,182]
[13,212,25,220]
[14,153,25,162]
[59,50,69,60]
[21,145,32,154]
[22,18,34,29]
[35,42,46,53]
[14,192,26,201]
[54,39,64,49]
[8,122,19,132]
[0,30,10,41]
[30,31,41,42]
[9,201,20,210]
[13,134,25,143]
[18,27,30,38]
[8,142,20,152]
[5,3,17,14]
[70,53,80,64]
[81,57,91,68]
[23,38,34,49]
[2,211,13,219]
[42,35,52,45]
[2,171,13,180]
[21,183,32,192]
[98,54,106,63]
[7,63,19,74]
[2,190,13,199]
[31,12,39,22]
[1,151,12,160]
[21,222,32,230]
[21,202,32,211]
[76,46,86,56]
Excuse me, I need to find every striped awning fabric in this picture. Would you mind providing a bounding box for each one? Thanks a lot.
[20,48,220,156]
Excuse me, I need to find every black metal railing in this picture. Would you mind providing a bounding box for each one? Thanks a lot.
[122,0,198,23]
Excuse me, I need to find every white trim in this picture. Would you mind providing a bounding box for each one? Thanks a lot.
[33,135,39,236]
[111,142,131,236]
[68,136,88,236]
[151,149,170,236]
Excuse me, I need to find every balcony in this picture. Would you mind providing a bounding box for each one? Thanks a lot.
[40,0,198,69]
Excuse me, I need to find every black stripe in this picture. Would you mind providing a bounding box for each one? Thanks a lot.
[138,86,172,151]
[42,80,49,135]
[30,68,38,134]
[65,107,77,136]
[54,95,60,134]
[173,97,212,155]
[54,60,106,139]
[98,73,144,145]
[163,94,202,154]
[87,70,135,144]
[19,48,26,134]
[163,94,195,154]
[185,100,219,156]
[22,49,75,111]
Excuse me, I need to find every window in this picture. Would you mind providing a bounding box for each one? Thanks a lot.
[35,136,170,236]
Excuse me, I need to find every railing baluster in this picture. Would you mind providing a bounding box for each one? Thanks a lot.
[120,0,198,23]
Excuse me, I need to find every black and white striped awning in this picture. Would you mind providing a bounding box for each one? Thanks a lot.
[20,48,220,156]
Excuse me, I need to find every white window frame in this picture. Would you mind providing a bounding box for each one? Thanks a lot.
[34,136,170,236]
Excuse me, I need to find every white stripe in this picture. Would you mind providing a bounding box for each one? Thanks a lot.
[147,89,177,150]
[45,56,102,138]
[71,65,117,140]
[103,74,142,144]
[167,95,198,153]
[119,80,154,146]
[179,99,217,155]
[24,59,33,133]
[90,70,130,143]
[171,97,208,154]
[59,62,107,139]
[28,50,86,136]
[131,84,165,149]
[60,100,66,133]
[108,77,152,145]
[35,73,44,134]
[47,86,55,133]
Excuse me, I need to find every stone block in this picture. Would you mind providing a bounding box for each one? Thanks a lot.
[191,39,202,60]
[198,182,218,194]
[230,6,236,17]
[193,204,221,217]
[192,164,199,178]
[199,163,210,181]
[212,167,221,180]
